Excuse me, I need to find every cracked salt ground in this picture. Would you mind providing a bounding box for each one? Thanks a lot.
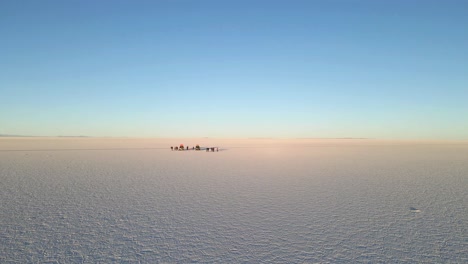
[0,139,467,263]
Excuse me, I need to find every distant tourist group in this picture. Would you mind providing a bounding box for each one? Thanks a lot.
[171,144,218,152]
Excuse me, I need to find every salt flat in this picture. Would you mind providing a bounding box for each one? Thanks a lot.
[1,138,467,263]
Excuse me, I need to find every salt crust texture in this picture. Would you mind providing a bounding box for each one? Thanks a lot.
[1,138,467,263]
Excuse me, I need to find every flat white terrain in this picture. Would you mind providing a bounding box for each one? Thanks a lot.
[1,138,467,263]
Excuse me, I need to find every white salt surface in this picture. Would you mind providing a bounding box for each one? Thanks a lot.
[1,138,467,263]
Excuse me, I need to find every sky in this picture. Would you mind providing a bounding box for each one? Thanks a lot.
[1,0,467,139]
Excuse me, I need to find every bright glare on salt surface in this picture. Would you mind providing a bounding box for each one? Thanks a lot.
[1,138,467,263]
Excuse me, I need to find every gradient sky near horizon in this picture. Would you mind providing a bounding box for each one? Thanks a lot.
[1,0,467,139]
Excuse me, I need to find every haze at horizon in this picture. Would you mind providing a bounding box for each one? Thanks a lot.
[1,0,467,139]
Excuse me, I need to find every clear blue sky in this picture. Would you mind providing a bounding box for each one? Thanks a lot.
[1,0,467,139]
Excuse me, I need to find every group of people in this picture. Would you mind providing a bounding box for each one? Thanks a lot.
[171,144,218,152]
[170,144,191,151]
